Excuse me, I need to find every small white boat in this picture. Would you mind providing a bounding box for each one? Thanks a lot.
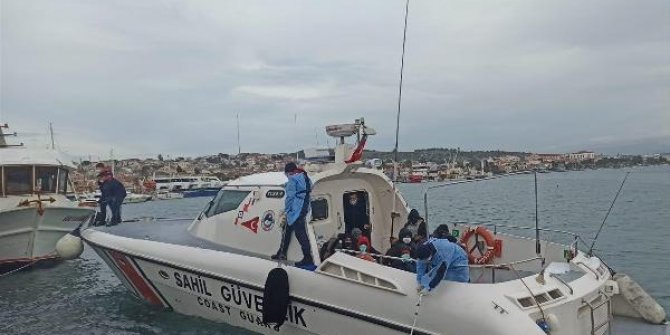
[153,191,184,200]
[124,192,152,204]
[82,119,667,335]
[0,125,95,274]
[153,176,195,192]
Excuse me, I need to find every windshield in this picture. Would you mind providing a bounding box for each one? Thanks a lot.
[205,189,250,217]
[5,166,32,194]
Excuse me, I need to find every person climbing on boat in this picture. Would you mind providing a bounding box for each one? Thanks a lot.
[384,227,416,272]
[404,209,428,243]
[415,238,470,294]
[272,162,314,266]
[93,163,109,225]
[97,168,127,226]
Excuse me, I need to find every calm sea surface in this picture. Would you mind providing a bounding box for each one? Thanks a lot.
[1,165,668,334]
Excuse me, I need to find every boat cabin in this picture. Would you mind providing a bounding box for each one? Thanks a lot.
[188,119,410,263]
[0,149,74,198]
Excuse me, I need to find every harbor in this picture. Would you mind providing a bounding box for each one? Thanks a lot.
[2,0,669,334]
[1,165,669,334]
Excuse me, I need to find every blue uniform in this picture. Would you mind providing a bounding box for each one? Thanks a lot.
[277,172,312,262]
[284,173,310,225]
[416,238,470,290]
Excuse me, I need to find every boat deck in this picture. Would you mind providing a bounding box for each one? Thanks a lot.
[90,218,266,259]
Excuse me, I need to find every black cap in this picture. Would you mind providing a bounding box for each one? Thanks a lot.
[432,224,451,239]
[284,162,298,173]
[415,242,435,260]
[399,227,413,239]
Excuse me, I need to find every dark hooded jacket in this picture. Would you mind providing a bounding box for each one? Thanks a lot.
[385,228,416,272]
[100,178,127,206]
[403,209,428,242]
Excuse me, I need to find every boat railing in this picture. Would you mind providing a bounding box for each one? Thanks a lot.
[449,220,589,252]
[333,249,543,269]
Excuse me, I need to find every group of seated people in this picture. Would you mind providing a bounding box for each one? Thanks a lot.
[329,209,458,271]
[325,208,470,289]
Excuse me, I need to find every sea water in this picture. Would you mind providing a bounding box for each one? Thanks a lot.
[1,165,668,334]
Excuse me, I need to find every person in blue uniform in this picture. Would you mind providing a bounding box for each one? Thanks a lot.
[97,169,127,226]
[272,162,314,266]
[415,238,469,294]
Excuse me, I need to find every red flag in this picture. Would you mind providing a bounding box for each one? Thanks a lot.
[345,135,367,163]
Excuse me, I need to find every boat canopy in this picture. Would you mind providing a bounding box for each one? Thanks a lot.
[0,147,77,169]
[0,148,76,196]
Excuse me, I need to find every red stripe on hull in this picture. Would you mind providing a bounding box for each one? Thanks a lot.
[108,250,165,307]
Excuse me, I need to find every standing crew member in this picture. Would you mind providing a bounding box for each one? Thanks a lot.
[272,162,314,267]
[98,169,127,226]
[415,238,469,294]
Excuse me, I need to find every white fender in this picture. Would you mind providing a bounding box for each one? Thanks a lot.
[612,273,667,324]
[56,233,85,260]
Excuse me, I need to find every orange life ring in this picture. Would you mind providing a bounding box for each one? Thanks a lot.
[459,226,497,264]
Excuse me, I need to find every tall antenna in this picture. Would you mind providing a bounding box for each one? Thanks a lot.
[294,113,298,160]
[391,0,411,241]
[393,0,410,181]
[236,113,241,155]
[110,148,115,175]
[49,122,55,149]
[588,172,630,255]
[533,171,542,256]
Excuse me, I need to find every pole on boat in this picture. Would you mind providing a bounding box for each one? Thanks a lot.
[423,191,429,224]
[534,172,540,256]
[49,122,55,149]
[391,0,410,241]
[236,113,241,155]
[588,171,630,256]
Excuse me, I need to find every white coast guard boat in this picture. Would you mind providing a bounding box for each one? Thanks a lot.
[0,124,94,274]
[81,119,667,335]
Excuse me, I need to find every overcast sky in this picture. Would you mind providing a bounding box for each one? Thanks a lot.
[1,0,668,159]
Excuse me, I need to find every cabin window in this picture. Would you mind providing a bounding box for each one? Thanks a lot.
[207,190,251,217]
[5,166,33,194]
[35,167,58,193]
[58,169,68,194]
[311,198,328,221]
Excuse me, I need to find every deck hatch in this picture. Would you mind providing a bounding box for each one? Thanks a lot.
[317,257,404,294]
[514,288,566,309]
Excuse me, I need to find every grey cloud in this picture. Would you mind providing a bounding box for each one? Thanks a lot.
[2,0,668,158]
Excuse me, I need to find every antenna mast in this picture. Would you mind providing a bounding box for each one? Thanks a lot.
[391,0,411,240]
[49,122,55,149]
[236,113,241,155]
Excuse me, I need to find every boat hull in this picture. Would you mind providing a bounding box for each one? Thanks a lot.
[87,242,424,335]
[0,206,93,271]
[82,224,669,335]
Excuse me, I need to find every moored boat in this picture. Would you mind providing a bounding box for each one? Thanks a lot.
[81,119,668,335]
[0,124,95,274]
